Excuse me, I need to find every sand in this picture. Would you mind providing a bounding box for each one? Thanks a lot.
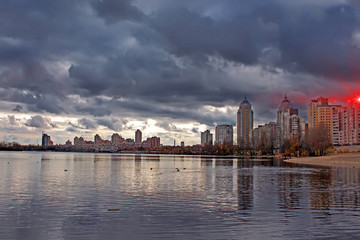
[284,152,360,168]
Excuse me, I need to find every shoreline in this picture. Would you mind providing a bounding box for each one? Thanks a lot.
[284,152,360,168]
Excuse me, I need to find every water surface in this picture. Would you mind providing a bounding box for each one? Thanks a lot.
[1,152,360,239]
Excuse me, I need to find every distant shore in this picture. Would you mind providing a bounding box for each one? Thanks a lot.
[285,152,360,168]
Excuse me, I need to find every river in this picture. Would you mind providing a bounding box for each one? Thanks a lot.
[1,152,360,239]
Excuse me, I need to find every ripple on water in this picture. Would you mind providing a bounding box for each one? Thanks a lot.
[1,152,360,239]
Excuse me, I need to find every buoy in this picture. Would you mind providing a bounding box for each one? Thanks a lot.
[108,208,120,211]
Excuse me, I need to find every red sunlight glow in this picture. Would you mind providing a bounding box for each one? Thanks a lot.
[328,72,360,106]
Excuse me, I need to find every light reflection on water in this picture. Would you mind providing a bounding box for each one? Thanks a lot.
[1,152,360,239]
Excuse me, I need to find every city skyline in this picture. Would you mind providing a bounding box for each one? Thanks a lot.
[1,1,360,145]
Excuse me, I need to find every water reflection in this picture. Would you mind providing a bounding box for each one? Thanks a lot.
[1,152,360,239]
[309,169,334,217]
[277,171,302,210]
[237,170,253,211]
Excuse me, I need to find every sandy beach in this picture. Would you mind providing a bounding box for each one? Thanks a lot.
[285,152,360,168]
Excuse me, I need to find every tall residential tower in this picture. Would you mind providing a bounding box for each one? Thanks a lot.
[237,97,253,146]
[276,95,306,149]
[135,129,142,145]
[215,124,233,145]
[201,130,213,146]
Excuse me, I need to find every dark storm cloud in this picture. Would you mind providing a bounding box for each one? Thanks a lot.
[1,0,359,129]
[91,0,144,23]
[12,104,23,112]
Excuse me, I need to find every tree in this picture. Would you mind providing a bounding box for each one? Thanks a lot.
[304,123,332,156]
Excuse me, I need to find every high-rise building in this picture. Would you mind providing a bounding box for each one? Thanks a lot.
[237,97,253,146]
[135,129,142,145]
[307,97,342,143]
[146,136,161,149]
[94,134,103,144]
[74,136,84,147]
[111,133,123,146]
[251,122,277,148]
[215,124,233,145]
[42,133,53,147]
[309,98,360,146]
[276,95,305,149]
[201,130,213,146]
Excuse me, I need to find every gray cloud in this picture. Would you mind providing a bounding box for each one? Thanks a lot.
[97,118,123,131]
[12,104,23,112]
[78,118,98,130]
[25,115,50,129]
[91,0,144,23]
[0,0,359,143]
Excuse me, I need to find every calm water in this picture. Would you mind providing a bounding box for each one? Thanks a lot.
[1,152,360,239]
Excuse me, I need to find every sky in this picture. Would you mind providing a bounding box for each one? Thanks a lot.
[1,0,360,145]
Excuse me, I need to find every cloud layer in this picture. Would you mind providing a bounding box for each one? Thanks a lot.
[0,0,359,144]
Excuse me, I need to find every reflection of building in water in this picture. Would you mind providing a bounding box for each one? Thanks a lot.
[236,160,254,211]
[333,168,360,208]
[277,172,301,210]
[142,155,160,161]
[135,155,142,161]
[309,169,334,216]
[237,172,254,211]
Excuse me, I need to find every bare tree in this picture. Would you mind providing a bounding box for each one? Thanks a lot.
[304,123,332,156]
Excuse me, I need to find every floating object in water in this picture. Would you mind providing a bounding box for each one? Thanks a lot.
[108,208,120,211]
[176,168,180,172]
[64,169,68,172]
[150,168,153,170]
[183,168,186,170]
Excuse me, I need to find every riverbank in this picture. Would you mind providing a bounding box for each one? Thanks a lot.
[285,152,360,168]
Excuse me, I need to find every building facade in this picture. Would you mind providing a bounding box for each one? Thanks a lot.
[201,130,213,146]
[237,97,253,146]
[146,137,161,149]
[42,133,53,147]
[215,124,233,145]
[276,95,305,149]
[307,97,342,144]
[135,129,142,145]
[251,122,277,152]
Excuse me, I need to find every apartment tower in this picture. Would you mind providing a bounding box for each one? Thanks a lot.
[237,97,253,146]
[215,124,233,145]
